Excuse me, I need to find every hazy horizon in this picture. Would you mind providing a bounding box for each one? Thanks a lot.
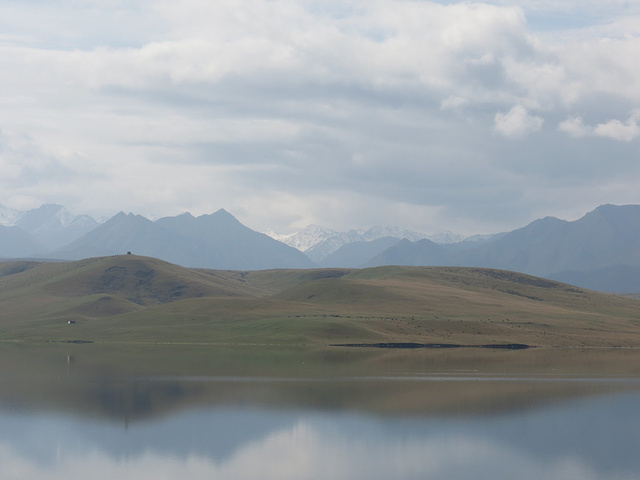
[2,201,632,239]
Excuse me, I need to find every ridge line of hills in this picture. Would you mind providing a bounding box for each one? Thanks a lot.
[2,254,640,347]
[2,203,640,292]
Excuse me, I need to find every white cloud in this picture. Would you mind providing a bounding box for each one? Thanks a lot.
[594,111,640,142]
[0,2,534,97]
[558,116,591,137]
[0,418,629,480]
[0,419,637,480]
[557,111,640,142]
[1,0,640,233]
[494,105,544,138]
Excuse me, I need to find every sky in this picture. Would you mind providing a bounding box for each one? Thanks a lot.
[1,0,640,235]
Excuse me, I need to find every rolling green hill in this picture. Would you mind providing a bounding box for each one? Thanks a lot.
[1,255,640,346]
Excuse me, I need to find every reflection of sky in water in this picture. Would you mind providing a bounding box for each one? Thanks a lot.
[1,392,639,480]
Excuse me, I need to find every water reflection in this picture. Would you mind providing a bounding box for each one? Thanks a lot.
[1,344,639,479]
[2,392,639,480]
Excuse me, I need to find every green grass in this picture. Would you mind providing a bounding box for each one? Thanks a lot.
[2,255,640,346]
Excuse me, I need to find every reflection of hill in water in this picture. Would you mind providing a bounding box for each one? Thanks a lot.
[2,343,640,424]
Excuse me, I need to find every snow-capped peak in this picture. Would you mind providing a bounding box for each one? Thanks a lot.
[265,224,466,259]
[264,224,339,252]
[0,204,21,226]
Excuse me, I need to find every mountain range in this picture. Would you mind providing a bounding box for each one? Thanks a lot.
[0,204,313,269]
[266,224,464,261]
[1,203,640,292]
[0,204,97,256]
[362,204,640,292]
[52,209,314,270]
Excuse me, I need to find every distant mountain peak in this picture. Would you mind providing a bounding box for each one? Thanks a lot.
[206,208,243,226]
[586,203,640,219]
[53,207,314,270]
[265,225,339,253]
[38,203,64,210]
[0,204,99,252]
[267,223,461,262]
[214,208,232,216]
[0,203,21,226]
[108,211,150,223]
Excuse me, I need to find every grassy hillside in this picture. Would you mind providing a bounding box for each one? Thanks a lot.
[1,255,640,346]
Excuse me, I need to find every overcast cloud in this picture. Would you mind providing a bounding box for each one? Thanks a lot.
[1,0,640,234]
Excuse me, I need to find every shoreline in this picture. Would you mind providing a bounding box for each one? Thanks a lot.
[331,342,532,349]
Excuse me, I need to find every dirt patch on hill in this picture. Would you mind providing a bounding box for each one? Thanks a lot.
[0,261,44,278]
[93,265,194,305]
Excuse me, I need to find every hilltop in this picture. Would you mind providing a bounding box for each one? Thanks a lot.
[1,255,640,347]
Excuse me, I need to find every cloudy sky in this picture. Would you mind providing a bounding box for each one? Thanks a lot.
[1,0,640,235]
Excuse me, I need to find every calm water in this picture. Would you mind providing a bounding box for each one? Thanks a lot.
[1,344,640,480]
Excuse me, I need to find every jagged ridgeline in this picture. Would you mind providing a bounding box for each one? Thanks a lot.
[1,255,640,347]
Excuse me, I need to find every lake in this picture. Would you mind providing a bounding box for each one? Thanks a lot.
[1,343,639,479]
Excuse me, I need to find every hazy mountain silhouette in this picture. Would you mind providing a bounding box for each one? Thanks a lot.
[4,203,640,291]
[0,225,44,258]
[550,265,640,293]
[366,238,453,267]
[52,209,314,270]
[154,209,315,269]
[359,204,640,291]
[301,226,440,262]
[15,204,98,250]
[320,237,401,268]
[454,204,640,277]
[52,212,185,261]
